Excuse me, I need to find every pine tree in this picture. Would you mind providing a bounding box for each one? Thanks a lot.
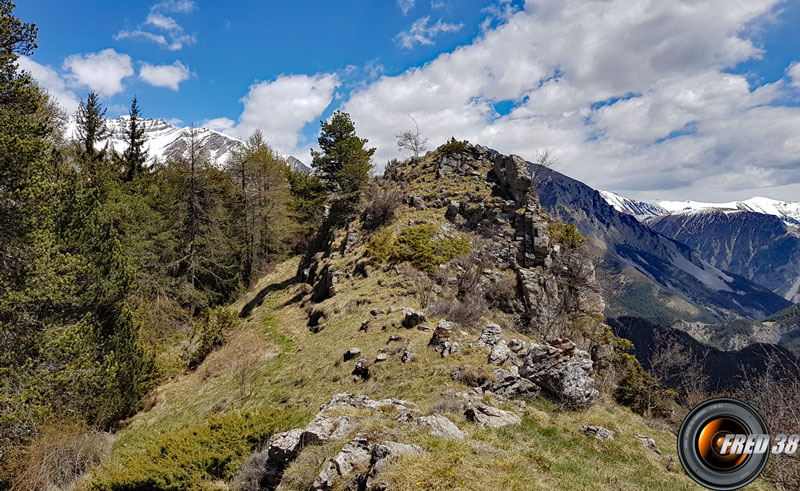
[75,91,109,160]
[122,96,147,181]
[310,111,375,223]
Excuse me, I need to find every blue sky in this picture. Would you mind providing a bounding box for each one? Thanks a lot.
[16,0,800,201]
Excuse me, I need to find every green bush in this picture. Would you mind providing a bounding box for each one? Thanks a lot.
[367,224,471,272]
[547,222,589,250]
[90,407,310,490]
[439,137,469,155]
[613,353,674,417]
[185,306,238,369]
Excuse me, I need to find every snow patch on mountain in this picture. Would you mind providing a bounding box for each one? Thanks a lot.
[600,191,800,227]
[64,116,310,172]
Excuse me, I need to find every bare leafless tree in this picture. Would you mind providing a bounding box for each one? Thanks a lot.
[396,114,428,159]
[649,330,709,406]
[530,148,560,188]
[732,351,800,490]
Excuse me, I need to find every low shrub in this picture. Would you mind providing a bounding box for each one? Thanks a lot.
[547,222,589,250]
[439,137,469,155]
[613,353,674,417]
[10,421,111,491]
[367,224,471,272]
[90,407,310,490]
[428,292,488,328]
[363,180,403,230]
[185,306,238,369]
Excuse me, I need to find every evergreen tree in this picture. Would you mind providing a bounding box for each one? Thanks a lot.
[75,91,109,160]
[310,111,374,222]
[121,96,147,181]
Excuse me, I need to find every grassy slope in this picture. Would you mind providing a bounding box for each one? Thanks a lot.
[85,157,775,490]
[84,256,775,490]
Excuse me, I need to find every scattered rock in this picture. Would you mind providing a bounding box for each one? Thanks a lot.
[303,415,355,444]
[464,403,521,428]
[352,358,371,381]
[488,339,511,365]
[320,393,418,414]
[344,348,362,361]
[416,325,433,332]
[429,320,461,357]
[582,425,615,441]
[401,343,415,363]
[403,413,468,439]
[635,434,662,454]
[445,200,461,220]
[478,323,502,348]
[387,335,403,343]
[489,368,541,400]
[520,339,599,409]
[400,307,427,328]
[370,308,386,316]
[312,435,373,490]
[359,319,370,332]
[508,338,527,354]
[410,195,425,210]
[375,353,389,362]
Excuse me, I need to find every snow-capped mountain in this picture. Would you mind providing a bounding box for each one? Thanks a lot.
[64,116,310,172]
[600,191,800,227]
[598,191,668,218]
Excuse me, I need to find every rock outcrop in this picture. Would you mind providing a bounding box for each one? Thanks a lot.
[520,339,599,409]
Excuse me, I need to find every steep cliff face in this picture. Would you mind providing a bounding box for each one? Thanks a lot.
[645,210,800,303]
[532,166,792,324]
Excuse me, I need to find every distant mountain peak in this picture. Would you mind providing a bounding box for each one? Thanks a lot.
[63,116,310,172]
[600,191,800,227]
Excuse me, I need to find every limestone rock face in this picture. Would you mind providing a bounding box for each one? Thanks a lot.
[464,403,521,428]
[320,393,418,414]
[312,435,373,490]
[344,348,361,361]
[403,413,468,439]
[490,368,541,400]
[520,339,599,409]
[488,339,511,365]
[302,415,355,445]
[477,323,502,348]
[492,153,532,203]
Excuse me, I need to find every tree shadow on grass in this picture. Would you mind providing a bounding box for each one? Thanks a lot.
[239,277,296,318]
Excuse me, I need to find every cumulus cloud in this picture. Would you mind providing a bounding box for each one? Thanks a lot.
[17,56,80,113]
[397,0,415,15]
[210,73,339,155]
[63,49,133,97]
[343,0,800,201]
[139,60,191,90]
[115,0,196,51]
[396,16,464,49]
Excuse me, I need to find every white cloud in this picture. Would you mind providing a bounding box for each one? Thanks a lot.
[139,60,191,90]
[17,56,80,113]
[63,49,133,97]
[201,117,235,133]
[396,16,464,49]
[343,0,800,201]
[788,61,800,89]
[210,73,339,155]
[397,0,415,15]
[115,0,196,51]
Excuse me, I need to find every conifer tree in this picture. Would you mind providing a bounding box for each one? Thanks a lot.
[75,91,109,160]
[122,96,147,181]
[310,111,374,222]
